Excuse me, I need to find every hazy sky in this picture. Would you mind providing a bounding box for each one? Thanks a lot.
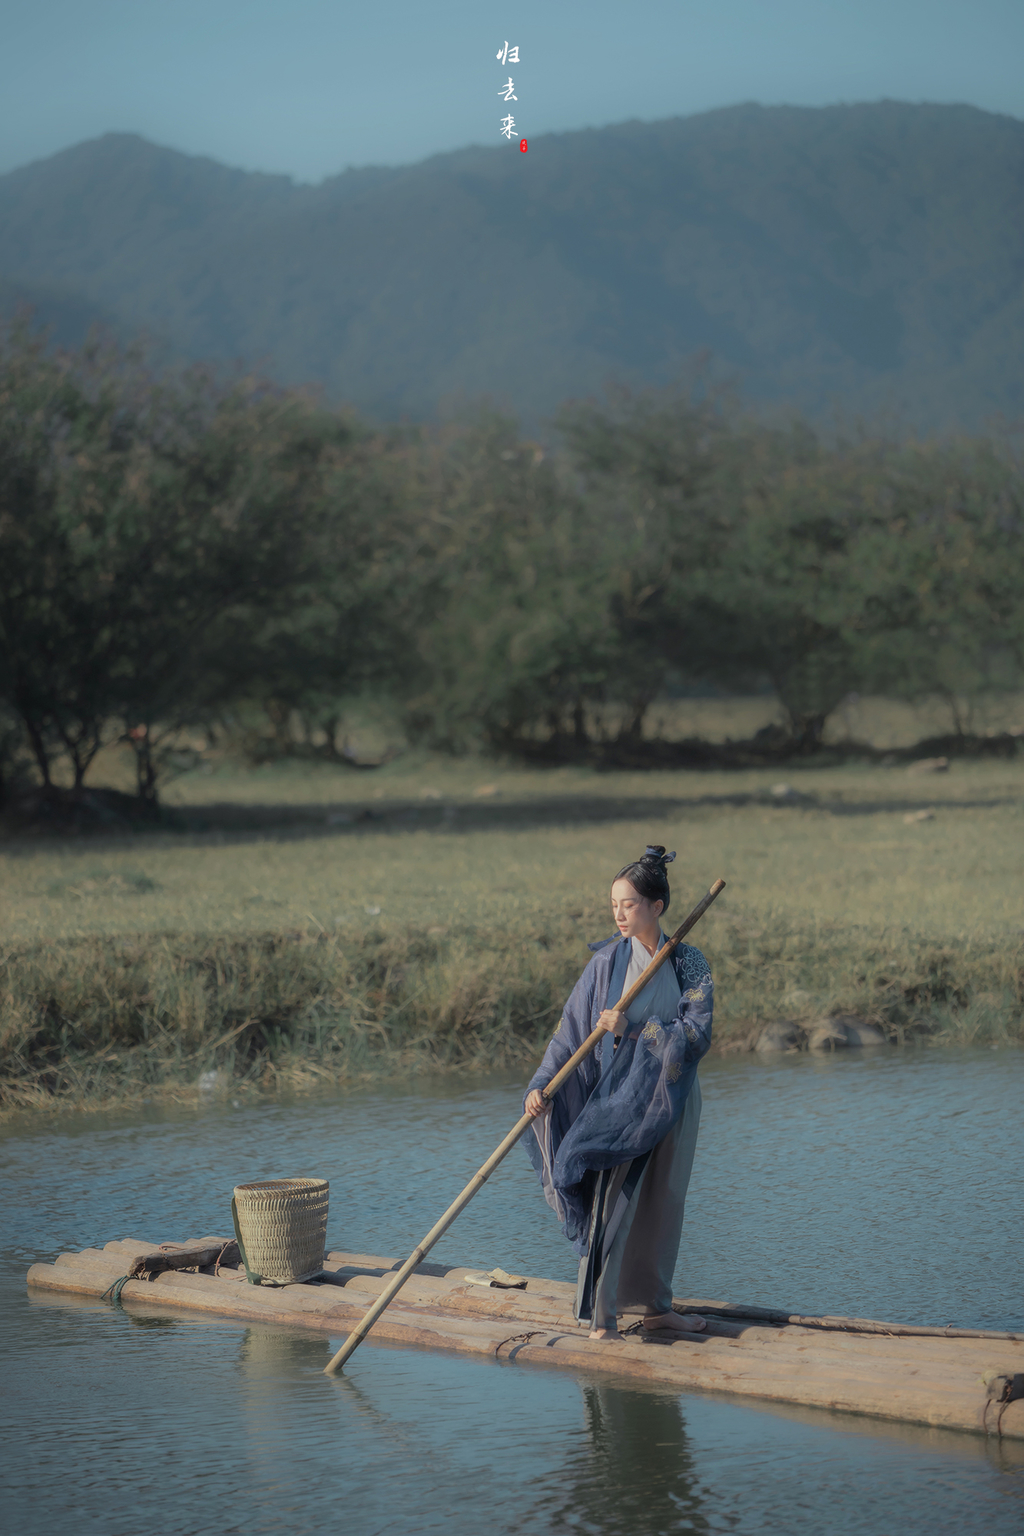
[2,0,1022,181]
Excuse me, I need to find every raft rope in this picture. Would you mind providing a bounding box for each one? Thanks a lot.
[213,1238,238,1277]
[493,1329,545,1358]
[101,1274,132,1305]
[983,1374,1024,1438]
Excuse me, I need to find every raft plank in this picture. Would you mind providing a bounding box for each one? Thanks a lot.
[37,1250,1021,1374]
[28,1259,1022,1441]
[316,1258,1018,1369]
[674,1297,1024,1343]
[26,1244,1024,1441]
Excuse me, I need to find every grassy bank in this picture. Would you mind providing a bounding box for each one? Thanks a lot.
[2,755,1021,1114]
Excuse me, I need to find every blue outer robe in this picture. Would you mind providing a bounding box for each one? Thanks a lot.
[524,934,714,1255]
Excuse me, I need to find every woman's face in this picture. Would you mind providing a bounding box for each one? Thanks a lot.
[610,878,664,939]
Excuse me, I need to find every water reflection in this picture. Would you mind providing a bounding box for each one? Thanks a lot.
[123,1311,178,1331]
[330,1360,436,1465]
[544,1380,708,1535]
[239,1323,330,1380]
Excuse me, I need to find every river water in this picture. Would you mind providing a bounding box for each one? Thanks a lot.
[2,1047,1022,1534]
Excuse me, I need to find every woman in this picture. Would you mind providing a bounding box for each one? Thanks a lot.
[524,846,713,1340]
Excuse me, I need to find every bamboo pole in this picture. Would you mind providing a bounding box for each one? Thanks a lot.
[324,878,726,1374]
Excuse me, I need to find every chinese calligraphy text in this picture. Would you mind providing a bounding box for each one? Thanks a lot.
[495,41,523,144]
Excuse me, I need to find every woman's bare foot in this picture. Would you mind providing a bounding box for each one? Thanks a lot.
[588,1326,623,1341]
[643,1310,707,1333]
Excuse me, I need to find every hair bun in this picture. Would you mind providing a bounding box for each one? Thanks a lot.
[615,845,675,916]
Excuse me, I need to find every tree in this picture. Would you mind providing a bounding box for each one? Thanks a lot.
[0,319,125,790]
[217,419,423,762]
[699,425,890,749]
[850,437,1024,730]
[0,321,380,800]
[401,412,620,752]
[555,384,871,749]
[556,380,733,742]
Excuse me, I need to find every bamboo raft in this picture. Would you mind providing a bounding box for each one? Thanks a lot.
[27,1238,1024,1440]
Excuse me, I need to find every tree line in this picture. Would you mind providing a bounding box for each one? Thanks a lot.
[0,320,1021,806]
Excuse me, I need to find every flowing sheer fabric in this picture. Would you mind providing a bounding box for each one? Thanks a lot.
[524,934,714,1255]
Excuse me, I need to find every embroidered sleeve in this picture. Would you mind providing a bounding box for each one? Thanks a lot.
[672,945,714,1059]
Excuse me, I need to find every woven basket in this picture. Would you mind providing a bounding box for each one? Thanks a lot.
[232,1178,329,1285]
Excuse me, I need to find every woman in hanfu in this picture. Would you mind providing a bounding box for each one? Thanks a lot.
[524,846,712,1340]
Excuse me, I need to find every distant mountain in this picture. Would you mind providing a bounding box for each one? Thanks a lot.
[0,275,115,350]
[1,102,1022,429]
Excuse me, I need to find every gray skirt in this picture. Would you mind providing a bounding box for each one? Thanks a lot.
[576,1076,702,1330]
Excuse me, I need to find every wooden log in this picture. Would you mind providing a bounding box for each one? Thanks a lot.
[20,1260,987,1389]
[28,1262,129,1298]
[674,1297,1024,1343]
[316,1262,1023,1374]
[322,1254,1022,1344]
[315,1270,574,1326]
[126,1241,239,1278]
[64,1244,238,1277]
[98,1237,220,1257]
[28,1262,925,1384]
[59,1247,128,1265]
[42,1251,1018,1393]
[673,1338,1010,1391]
[501,1332,1006,1436]
[645,1318,1024,1369]
[318,1266,1018,1361]
[77,1260,1024,1389]
[323,1252,577,1301]
[39,1251,1021,1368]
[26,1249,1024,1441]
[49,1252,204,1291]
[28,1261,527,1356]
